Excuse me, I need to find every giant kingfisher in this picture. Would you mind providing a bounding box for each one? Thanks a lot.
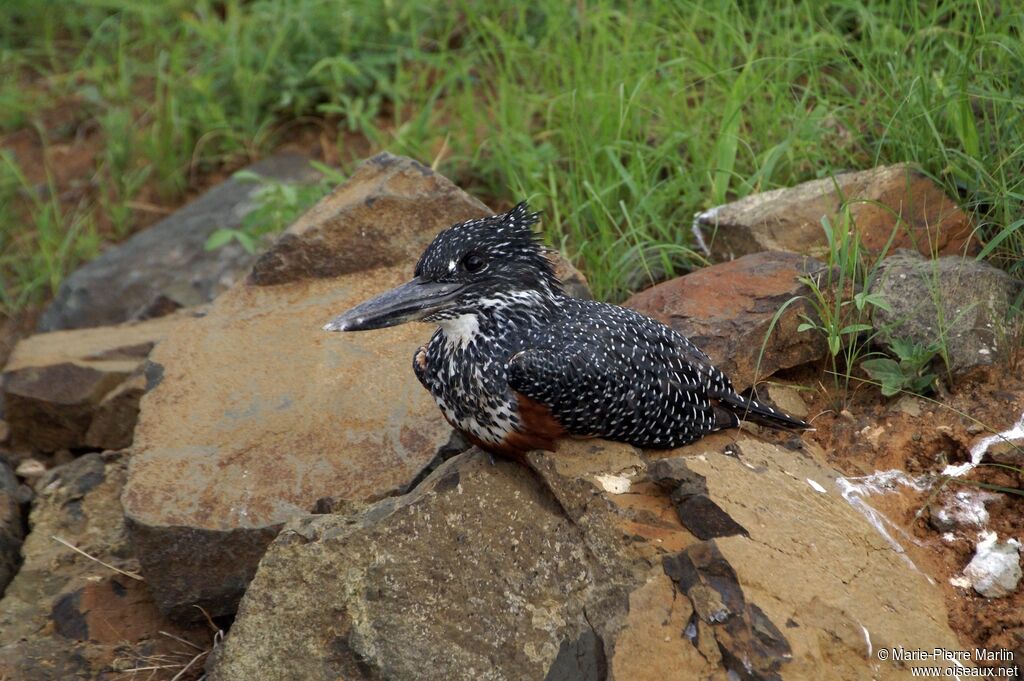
[324,202,809,460]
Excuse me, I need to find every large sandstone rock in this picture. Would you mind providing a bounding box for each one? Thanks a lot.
[249,152,590,298]
[695,164,976,262]
[1,314,184,452]
[122,155,589,621]
[870,250,1022,375]
[210,435,967,681]
[250,152,487,285]
[625,251,827,391]
[39,153,321,332]
[0,453,209,680]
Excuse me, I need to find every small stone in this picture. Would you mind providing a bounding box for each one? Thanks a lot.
[963,532,1022,598]
[764,384,809,419]
[858,425,885,448]
[1,314,181,452]
[987,438,1024,467]
[929,490,995,533]
[14,459,46,479]
[892,395,923,417]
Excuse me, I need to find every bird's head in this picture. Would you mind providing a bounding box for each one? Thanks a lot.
[324,201,561,332]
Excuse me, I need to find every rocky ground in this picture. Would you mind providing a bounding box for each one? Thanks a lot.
[0,154,1021,680]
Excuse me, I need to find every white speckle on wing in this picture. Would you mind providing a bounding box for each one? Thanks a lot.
[806,478,827,493]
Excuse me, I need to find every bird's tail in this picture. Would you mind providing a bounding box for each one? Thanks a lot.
[717,391,811,432]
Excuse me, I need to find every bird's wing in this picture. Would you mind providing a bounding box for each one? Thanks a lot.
[506,302,725,447]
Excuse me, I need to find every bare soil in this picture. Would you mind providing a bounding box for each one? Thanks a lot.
[792,364,1024,672]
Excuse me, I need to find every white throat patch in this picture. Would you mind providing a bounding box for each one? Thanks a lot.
[439,314,481,348]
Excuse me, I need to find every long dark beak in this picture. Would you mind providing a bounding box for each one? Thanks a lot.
[323,277,463,332]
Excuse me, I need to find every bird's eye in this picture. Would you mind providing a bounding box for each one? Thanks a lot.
[462,253,486,273]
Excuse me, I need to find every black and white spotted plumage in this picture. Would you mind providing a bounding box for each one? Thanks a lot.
[400,202,809,454]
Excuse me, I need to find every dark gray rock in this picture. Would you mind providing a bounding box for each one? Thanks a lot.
[870,250,1023,375]
[0,459,22,596]
[38,153,321,332]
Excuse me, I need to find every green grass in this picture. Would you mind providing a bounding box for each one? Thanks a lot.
[1,0,1022,313]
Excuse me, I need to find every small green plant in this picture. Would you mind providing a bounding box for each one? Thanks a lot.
[786,209,893,400]
[205,162,346,253]
[861,338,940,397]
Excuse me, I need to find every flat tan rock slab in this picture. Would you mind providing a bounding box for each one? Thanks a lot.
[674,438,967,680]
[695,164,976,262]
[624,251,827,391]
[1,314,184,451]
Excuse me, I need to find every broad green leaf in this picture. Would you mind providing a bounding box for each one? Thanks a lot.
[861,358,905,396]
[854,291,893,313]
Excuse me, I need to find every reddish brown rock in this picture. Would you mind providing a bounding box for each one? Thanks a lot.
[1,314,183,452]
[624,251,827,391]
[695,164,976,261]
